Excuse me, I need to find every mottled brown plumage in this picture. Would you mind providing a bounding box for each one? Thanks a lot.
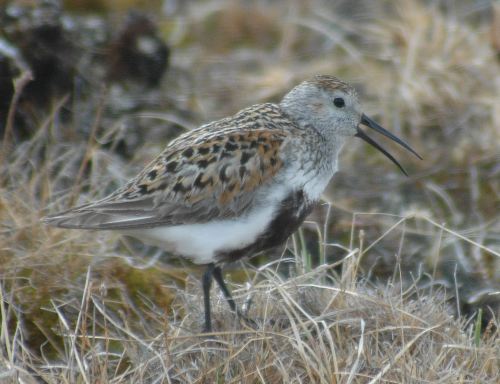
[47,103,299,229]
[44,75,420,332]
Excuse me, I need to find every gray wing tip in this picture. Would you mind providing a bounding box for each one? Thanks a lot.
[41,208,160,230]
[41,211,82,229]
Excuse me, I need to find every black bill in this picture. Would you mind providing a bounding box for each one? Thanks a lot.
[356,114,422,176]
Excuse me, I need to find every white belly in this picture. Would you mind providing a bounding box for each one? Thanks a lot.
[122,187,287,264]
[121,166,335,265]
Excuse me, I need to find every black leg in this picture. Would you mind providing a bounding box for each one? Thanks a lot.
[202,264,215,332]
[212,265,237,312]
[212,266,257,329]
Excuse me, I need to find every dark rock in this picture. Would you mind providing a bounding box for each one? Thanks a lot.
[107,11,170,88]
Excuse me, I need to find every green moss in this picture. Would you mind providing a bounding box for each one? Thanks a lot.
[90,259,188,319]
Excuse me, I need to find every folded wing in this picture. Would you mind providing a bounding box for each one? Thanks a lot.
[43,105,291,230]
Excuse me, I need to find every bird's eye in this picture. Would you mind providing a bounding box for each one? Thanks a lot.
[333,98,345,108]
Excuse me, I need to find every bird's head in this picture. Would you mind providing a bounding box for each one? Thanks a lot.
[280,75,422,175]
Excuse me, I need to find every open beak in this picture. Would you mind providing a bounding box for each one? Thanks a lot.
[356,114,422,176]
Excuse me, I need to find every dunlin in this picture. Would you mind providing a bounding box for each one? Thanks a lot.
[44,75,421,332]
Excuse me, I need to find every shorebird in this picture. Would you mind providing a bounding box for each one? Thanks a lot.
[44,75,421,332]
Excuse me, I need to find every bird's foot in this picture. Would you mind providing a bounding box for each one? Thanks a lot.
[236,310,258,330]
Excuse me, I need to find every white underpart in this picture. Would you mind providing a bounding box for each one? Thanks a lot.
[301,165,336,201]
[292,155,338,202]
[122,163,339,265]
[123,185,290,264]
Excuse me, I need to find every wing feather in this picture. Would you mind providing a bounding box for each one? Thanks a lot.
[43,104,294,229]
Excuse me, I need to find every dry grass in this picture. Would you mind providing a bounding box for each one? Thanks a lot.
[1,0,499,382]
[1,237,498,383]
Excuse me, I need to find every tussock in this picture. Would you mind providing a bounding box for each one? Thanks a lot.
[1,0,499,382]
[1,251,498,383]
